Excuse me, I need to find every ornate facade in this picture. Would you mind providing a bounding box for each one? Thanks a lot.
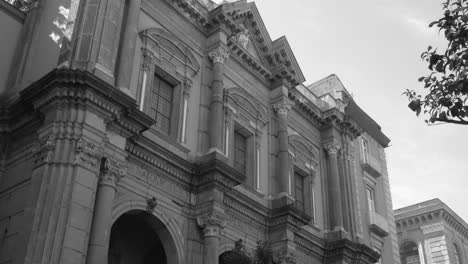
[396,199,468,264]
[0,0,399,263]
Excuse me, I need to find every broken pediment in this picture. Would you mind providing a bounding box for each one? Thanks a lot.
[218,1,305,86]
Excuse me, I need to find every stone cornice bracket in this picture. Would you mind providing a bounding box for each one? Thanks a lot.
[197,212,226,237]
[141,47,156,71]
[74,137,103,170]
[324,143,341,156]
[31,136,56,165]
[208,46,229,64]
[273,103,292,116]
[99,157,127,188]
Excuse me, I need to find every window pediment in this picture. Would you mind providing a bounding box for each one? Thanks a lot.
[139,28,200,78]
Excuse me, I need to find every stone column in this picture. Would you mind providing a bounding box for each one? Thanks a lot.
[86,157,126,264]
[197,213,226,264]
[273,103,292,196]
[116,0,142,93]
[208,47,229,151]
[324,143,344,230]
[180,78,192,143]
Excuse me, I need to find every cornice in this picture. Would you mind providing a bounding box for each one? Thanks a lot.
[223,189,269,226]
[324,239,380,264]
[194,151,245,191]
[125,140,193,186]
[269,205,312,230]
[227,38,272,84]
[396,208,468,240]
[15,69,154,138]
[288,90,325,127]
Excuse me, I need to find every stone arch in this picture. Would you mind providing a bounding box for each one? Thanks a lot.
[139,27,200,76]
[218,243,235,256]
[289,134,318,168]
[226,87,267,125]
[111,198,186,264]
[399,240,420,264]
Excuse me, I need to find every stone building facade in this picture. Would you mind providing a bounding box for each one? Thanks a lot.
[395,199,468,264]
[0,0,400,263]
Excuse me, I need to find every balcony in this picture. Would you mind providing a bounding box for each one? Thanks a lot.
[368,211,389,237]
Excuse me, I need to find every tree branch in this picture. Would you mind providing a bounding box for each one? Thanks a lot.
[434,118,468,125]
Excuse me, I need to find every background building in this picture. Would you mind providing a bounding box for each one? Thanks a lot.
[395,199,468,264]
[0,0,399,263]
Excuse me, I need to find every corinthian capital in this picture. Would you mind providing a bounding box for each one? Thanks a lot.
[197,212,226,237]
[273,103,291,116]
[99,157,127,188]
[208,47,229,64]
[324,143,341,155]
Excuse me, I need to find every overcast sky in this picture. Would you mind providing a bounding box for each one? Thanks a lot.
[214,0,468,220]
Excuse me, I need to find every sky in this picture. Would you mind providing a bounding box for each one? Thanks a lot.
[213,0,468,221]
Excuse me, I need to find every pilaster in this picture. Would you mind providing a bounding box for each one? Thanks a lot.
[197,212,226,264]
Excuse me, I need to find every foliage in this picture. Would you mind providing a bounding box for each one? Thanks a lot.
[5,0,36,12]
[220,240,277,264]
[404,0,468,125]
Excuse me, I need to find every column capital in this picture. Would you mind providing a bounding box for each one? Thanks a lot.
[324,143,341,155]
[208,46,229,64]
[183,78,193,96]
[141,47,156,71]
[197,212,226,237]
[99,157,127,188]
[273,103,292,116]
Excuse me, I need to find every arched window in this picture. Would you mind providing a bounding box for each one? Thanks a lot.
[400,241,420,264]
[454,243,462,264]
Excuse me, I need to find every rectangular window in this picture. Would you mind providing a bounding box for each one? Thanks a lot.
[294,173,305,211]
[366,186,376,212]
[150,74,173,134]
[234,131,247,174]
[361,138,369,163]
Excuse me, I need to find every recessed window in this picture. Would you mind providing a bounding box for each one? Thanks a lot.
[150,74,174,134]
[361,138,369,163]
[294,173,305,211]
[366,186,376,213]
[234,131,247,174]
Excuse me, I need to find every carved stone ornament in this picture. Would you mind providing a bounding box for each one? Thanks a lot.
[141,48,156,71]
[146,197,158,212]
[74,137,103,170]
[237,28,250,49]
[183,78,193,95]
[208,47,229,64]
[99,157,127,188]
[324,143,341,155]
[197,212,226,237]
[273,103,292,116]
[274,250,296,264]
[31,136,56,165]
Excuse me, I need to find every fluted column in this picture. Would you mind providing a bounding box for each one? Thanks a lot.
[324,143,344,230]
[197,213,226,264]
[86,157,126,264]
[116,0,142,93]
[273,103,292,195]
[208,47,229,151]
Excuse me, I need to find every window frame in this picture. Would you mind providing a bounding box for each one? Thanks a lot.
[292,164,313,216]
[361,137,369,163]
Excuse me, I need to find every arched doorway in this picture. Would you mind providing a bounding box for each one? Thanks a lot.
[108,210,178,264]
[400,241,420,264]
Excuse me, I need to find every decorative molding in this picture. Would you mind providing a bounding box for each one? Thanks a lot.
[99,157,127,188]
[208,46,229,64]
[74,137,103,170]
[323,143,341,155]
[197,212,226,237]
[31,136,56,165]
[274,249,296,264]
[146,197,158,212]
[273,103,291,116]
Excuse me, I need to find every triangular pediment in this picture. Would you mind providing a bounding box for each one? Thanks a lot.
[217,1,305,85]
